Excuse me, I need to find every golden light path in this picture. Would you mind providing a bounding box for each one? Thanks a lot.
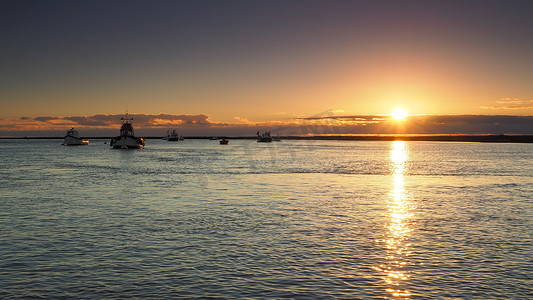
[373,141,414,298]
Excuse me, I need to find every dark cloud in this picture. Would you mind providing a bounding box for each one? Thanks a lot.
[290,115,533,135]
[1,114,532,136]
[391,115,533,134]
[34,116,59,122]
[63,116,111,126]
[30,113,217,128]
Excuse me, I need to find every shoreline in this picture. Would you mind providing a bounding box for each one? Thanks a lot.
[2,135,533,143]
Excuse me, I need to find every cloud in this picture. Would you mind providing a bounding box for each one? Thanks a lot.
[34,116,60,122]
[63,116,111,126]
[405,115,533,134]
[0,113,223,136]
[480,106,533,110]
[481,98,533,110]
[155,114,209,124]
[1,113,533,136]
[497,97,524,104]
[234,116,252,124]
[30,113,218,128]
[297,115,381,121]
[496,97,533,104]
[290,114,533,135]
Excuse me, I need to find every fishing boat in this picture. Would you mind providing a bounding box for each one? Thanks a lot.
[62,128,89,145]
[109,113,145,149]
[219,138,229,145]
[167,129,180,141]
[256,131,273,142]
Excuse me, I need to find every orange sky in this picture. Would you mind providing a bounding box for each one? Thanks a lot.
[1,1,532,135]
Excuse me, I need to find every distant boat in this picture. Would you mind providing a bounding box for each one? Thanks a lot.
[109,113,145,149]
[62,128,89,146]
[219,138,229,145]
[167,129,180,141]
[257,131,273,142]
[209,136,218,140]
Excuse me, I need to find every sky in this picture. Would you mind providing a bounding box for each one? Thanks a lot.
[1,0,532,136]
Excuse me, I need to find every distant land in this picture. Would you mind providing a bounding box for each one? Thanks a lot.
[3,135,533,143]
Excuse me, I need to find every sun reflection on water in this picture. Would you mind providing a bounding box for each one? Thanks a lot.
[373,141,414,298]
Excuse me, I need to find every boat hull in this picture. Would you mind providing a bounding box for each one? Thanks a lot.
[110,135,145,149]
[257,137,272,142]
[62,135,89,145]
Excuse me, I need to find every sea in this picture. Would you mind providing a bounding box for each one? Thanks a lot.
[1,138,531,299]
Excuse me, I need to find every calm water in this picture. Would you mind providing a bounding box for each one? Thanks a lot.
[1,139,532,299]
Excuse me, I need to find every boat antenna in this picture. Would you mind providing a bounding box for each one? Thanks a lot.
[121,110,133,123]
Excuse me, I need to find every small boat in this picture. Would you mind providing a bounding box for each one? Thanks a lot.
[209,136,218,140]
[62,128,89,145]
[167,129,180,141]
[219,138,229,145]
[109,113,145,149]
[257,131,273,142]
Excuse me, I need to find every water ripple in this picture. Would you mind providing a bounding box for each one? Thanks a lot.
[0,139,531,298]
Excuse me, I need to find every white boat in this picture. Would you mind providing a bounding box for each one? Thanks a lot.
[167,129,180,141]
[62,128,89,145]
[257,131,273,142]
[209,136,218,140]
[110,114,145,149]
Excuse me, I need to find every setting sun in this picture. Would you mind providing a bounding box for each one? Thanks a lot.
[392,109,407,121]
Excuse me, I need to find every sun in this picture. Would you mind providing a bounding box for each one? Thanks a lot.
[392,109,407,121]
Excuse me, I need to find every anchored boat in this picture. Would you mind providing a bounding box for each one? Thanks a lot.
[62,128,89,145]
[167,129,180,141]
[110,113,145,149]
[257,131,273,142]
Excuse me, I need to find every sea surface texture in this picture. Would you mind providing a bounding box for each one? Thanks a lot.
[1,139,532,299]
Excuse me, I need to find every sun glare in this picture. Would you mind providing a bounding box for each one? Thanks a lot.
[392,109,407,121]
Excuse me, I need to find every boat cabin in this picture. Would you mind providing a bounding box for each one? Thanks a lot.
[120,118,134,136]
